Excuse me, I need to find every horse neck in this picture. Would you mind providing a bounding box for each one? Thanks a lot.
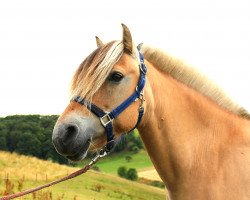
[137,60,248,191]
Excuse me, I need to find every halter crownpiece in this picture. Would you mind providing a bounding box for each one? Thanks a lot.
[73,51,147,154]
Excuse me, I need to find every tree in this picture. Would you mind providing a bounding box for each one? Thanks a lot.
[0,136,7,150]
[7,130,22,152]
[114,129,144,153]
[117,167,138,181]
[0,125,7,150]
[117,166,127,178]
[125,155,132,162]
[0,115,69,164]
[16,132,41,157]
[132,146,139,154]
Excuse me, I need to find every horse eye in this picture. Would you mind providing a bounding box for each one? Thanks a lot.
[109,72,124,82]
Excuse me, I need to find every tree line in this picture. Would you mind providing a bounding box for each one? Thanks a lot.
[0,115,143,165]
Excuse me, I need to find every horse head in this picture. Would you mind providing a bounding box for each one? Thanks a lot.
[52,24,147,161]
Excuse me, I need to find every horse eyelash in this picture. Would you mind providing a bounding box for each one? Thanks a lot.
[108,71,124,83]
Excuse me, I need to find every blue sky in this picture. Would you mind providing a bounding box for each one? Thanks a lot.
[0,0,250,116]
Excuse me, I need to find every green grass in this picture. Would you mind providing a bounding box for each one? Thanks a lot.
[0,151,165,200]
[79,150,153,175]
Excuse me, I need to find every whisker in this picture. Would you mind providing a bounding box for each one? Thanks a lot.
[89,140,99,153]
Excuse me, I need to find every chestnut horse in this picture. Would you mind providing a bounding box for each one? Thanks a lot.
[52,24,250,200]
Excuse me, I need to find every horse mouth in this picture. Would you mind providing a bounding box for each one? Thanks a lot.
[66,139,91,161]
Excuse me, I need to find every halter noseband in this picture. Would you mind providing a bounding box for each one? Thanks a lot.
[73,51,147,154]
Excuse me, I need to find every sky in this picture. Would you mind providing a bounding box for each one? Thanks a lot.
[0,0,250,117]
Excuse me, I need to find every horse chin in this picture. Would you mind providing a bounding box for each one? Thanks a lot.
[89,135,107,150]
[66,139,91,162]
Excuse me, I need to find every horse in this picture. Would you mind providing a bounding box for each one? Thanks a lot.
[52,24,250,200]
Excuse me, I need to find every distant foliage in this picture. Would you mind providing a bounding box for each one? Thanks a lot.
[126,168,138,181]
[138,178,165,189]
[125,155,132,162]
[114,129,144,153]
[117,166,127,178]
[150,181,165,188]
[117,166,138,181]
[0,115,144,165]
[0,115,68,164]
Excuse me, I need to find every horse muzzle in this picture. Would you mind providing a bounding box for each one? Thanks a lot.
[52,116,99,161]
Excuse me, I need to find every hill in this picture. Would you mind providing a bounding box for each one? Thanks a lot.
[81,151,152,174]
[0,151,165,200]
[79,150,162,182]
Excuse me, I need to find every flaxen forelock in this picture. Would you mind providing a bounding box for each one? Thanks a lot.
[70,41,125,101]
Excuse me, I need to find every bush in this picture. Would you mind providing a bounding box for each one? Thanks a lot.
[114,130,144,153]
[151,181,165,188]
[138,178,165,189]
[125,155,132,162]
[117,166,127,178]
[117,167,138,181]
[132,146,139,154]
[126,168,138,181]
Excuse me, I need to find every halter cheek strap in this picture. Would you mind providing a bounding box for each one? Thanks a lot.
[73,52,147,154]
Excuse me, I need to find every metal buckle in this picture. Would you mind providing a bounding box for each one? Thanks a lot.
[104,140,115,152]
[135,87,145,108]
[139,63,147,75]
[100,113,113,127]
[139,94,145,109]
[88,149,108,167]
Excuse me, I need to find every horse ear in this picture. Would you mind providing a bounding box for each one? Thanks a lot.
[121,23,133,53]
[95,36,104,48]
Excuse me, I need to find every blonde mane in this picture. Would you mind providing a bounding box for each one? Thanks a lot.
[141,45,250,119]
[70,41,250,119]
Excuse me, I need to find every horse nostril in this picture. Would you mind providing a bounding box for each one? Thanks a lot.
[66,125,77,135]
[61,124,79,144]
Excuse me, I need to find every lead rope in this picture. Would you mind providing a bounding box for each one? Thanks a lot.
[0,150,108,200]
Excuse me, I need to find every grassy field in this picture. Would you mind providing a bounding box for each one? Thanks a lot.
[138,168,162,181]
[79,151,154,175]
[82,150,162,181]
[0,151,166,200]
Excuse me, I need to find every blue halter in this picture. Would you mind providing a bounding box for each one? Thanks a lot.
[73,51,147,154]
